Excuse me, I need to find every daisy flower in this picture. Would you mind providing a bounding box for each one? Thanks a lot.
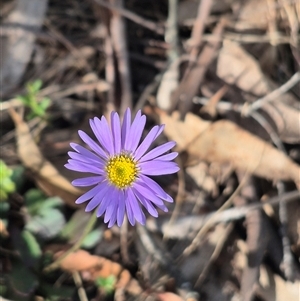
[65,108,179,227]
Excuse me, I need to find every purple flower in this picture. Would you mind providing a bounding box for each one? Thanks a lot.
[65,108,179,227]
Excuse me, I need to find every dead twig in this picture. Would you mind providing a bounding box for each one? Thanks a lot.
[156,0,179,110]
[166,0,179,62]
[194,223,234,288]
[245,71,300,114]
[148,190,300,237]
[137,224,170,268]
[120,218,131,264]
[93,0,164,35]
[163,154,185,240]
[277,182,296,281]
[171,19,226,117]
[241,209,270,301]
[178,173,250,260]
[187,0,213,62]
[109,0,133,115]
[73,271,89,301]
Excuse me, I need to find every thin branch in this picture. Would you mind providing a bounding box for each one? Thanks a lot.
[246,71,300,114]
[93,0,164,35]
[178,173,250,260]
[109,0,133,115]
[166,0,179,62]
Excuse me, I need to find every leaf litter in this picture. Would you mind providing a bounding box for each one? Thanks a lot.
[1,0,300,300]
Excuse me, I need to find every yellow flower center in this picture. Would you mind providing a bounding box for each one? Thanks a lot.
[106,154,138,189]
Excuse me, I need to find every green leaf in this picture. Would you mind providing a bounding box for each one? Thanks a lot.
[60,209,92,242]
[17,94,30,105]
[0,160,16,201]
[7,259,38,300]
[39,196,64,211]
[81,228,103,249]
[39,282,74,300]
[0,178,16,193]
[24,188,47,215]
[19,80,50,119]
[40,97,51,111]
[0,284,7,297]
[25,208,66,240]
[11,165,26,191]
[28,79,42,94]
[0,190,8,201]
[11,228,42,269]
[0,160,11,178]
[0,201,10,216]
[21,230,42,259]
[95,275,116,294]
[32,104,45,117]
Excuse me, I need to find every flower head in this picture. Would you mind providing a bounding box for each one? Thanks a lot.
[65,108,179,227]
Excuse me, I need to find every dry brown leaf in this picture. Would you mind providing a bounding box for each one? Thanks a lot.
[55,249,100,272]
[258,265,300,301]
[217,40,300,143]
[159,111,300,188]
[263,102,300,144]
[217,40,270,96]
[186,162,219,197]
[55,249,142,294]
[9,108,82,208]
[232,0,269,31]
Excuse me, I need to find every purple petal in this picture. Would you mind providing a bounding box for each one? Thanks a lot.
[139,141,176,163]
[154,124,164,139]
[101,116,115,154]
[137,175,168,199]
[111,112,121,154]
[96,185,115,217]
[117,190,126,226]
[132,183,164,206]
[78,130,108,159]
[93,117,114,154]
[139,161,179,175]
[75,184,102,204]
[155,152,178,161]
[65,160,105,175]
[134,125,161,161]
[89,119,109,154]
[165,194,173,203]
[104,188,119,223]
[70,143,106,162]
[127,189,146,225]
[121,108,131,149]
[133,189,158,217]
[85,181,110,211]
[125,190,135,226]
[67,158,105,169]
[72,176,103,187]
[154,202,168,212]
[68,151,103,165]
[125,111,146,152]
[132,183,168,213]
[108,209,118,228]
[124,110,140,150]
